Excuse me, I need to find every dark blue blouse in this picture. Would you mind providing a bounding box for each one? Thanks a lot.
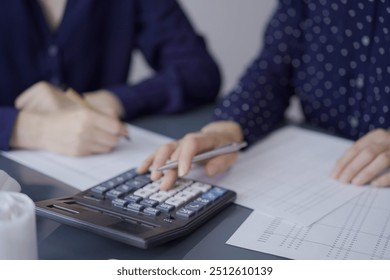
[214,0,390,145]
[0,0,220,150]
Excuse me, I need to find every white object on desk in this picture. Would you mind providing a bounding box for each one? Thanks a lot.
[0,170,21,192]
[0,192,37,259]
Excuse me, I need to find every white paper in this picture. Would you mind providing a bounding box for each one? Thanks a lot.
[227,186,390,260]
[188,127,365,225]
[1,125,171,191]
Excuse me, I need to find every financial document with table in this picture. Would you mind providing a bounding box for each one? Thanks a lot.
[2,125,388,259]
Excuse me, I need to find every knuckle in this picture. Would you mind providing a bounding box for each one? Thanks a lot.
[183,133,198,142]
[159,143,174,154]
[374,129,388,138]
[349,145,359,154]
[183,133,200,149]
[362,147,376,160]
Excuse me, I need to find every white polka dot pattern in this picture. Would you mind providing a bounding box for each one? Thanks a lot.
[213,0,390,145]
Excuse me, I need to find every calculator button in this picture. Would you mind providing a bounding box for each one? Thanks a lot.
[105,189,125,199]
[185,202,204,212]
[201,191,219,201]
[176,208,196,219]
[190,182,212,193]
[174,192,194,202]
[113,176,126,184]
[101,180,118,189]
[143,207,161,216]
[172,184,187,193]
[194,197,212,206]
[133,188,154,198]
[122,170,138,180]
[126,203,145,213]
[142,183,160,193]
[157,203,175,213]
[112,198,128,208]
[134,174,152,185]
[125,179,148,189]
[165,197,185,208]
[158,189,179,197]
[90,185,110,196]
[115,184,136,193]
[140,199,159,208]
[182,186,202,197]
[210,187,227,197]
[149,192,169,203]
[124,194,142,203]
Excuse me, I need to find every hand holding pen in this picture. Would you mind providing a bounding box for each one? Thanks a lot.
[65,88,130,141]
[138,121,245,190]
[12,81,129,156]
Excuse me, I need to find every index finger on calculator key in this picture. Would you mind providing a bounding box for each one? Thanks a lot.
[159,169,178,190]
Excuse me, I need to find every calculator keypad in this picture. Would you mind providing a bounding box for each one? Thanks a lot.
[86,169,230,220]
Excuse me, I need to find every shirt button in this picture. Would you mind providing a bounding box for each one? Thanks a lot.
[48,45,58,57]
[361,36,370,47]
[356,77,364,89]
[349,117,359,128]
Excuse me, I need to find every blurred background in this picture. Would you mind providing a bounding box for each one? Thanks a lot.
[130,0,276,95]
[130,0,302,121]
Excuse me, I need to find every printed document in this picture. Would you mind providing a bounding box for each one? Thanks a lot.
[188,126,365,225]
[227,187,390,260]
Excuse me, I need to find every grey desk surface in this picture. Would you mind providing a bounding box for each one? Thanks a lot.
[0,104,284,260]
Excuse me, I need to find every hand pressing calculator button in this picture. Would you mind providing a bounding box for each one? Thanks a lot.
[35,168,236,248]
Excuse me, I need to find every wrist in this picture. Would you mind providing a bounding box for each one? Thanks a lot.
[201,121,244,144]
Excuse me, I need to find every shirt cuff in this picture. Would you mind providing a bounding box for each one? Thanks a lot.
[0,108,19,151]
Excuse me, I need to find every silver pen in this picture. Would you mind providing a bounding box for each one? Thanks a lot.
[156,142,248,172]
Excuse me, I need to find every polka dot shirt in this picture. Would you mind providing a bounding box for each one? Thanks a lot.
[214,0,390,145]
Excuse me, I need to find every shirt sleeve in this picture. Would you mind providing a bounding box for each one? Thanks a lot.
[0,107,19,151]
[106,0,221,120]
[213,0,303,145]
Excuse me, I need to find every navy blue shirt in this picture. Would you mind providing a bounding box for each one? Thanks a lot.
[214,0,390,145]
[0,0,220,150]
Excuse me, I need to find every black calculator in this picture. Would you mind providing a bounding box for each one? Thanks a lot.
[35,168,236,248]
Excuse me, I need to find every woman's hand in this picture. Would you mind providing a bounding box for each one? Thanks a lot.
[137,121,244,190]
[11,106,128,156]
[332,129,390,187]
